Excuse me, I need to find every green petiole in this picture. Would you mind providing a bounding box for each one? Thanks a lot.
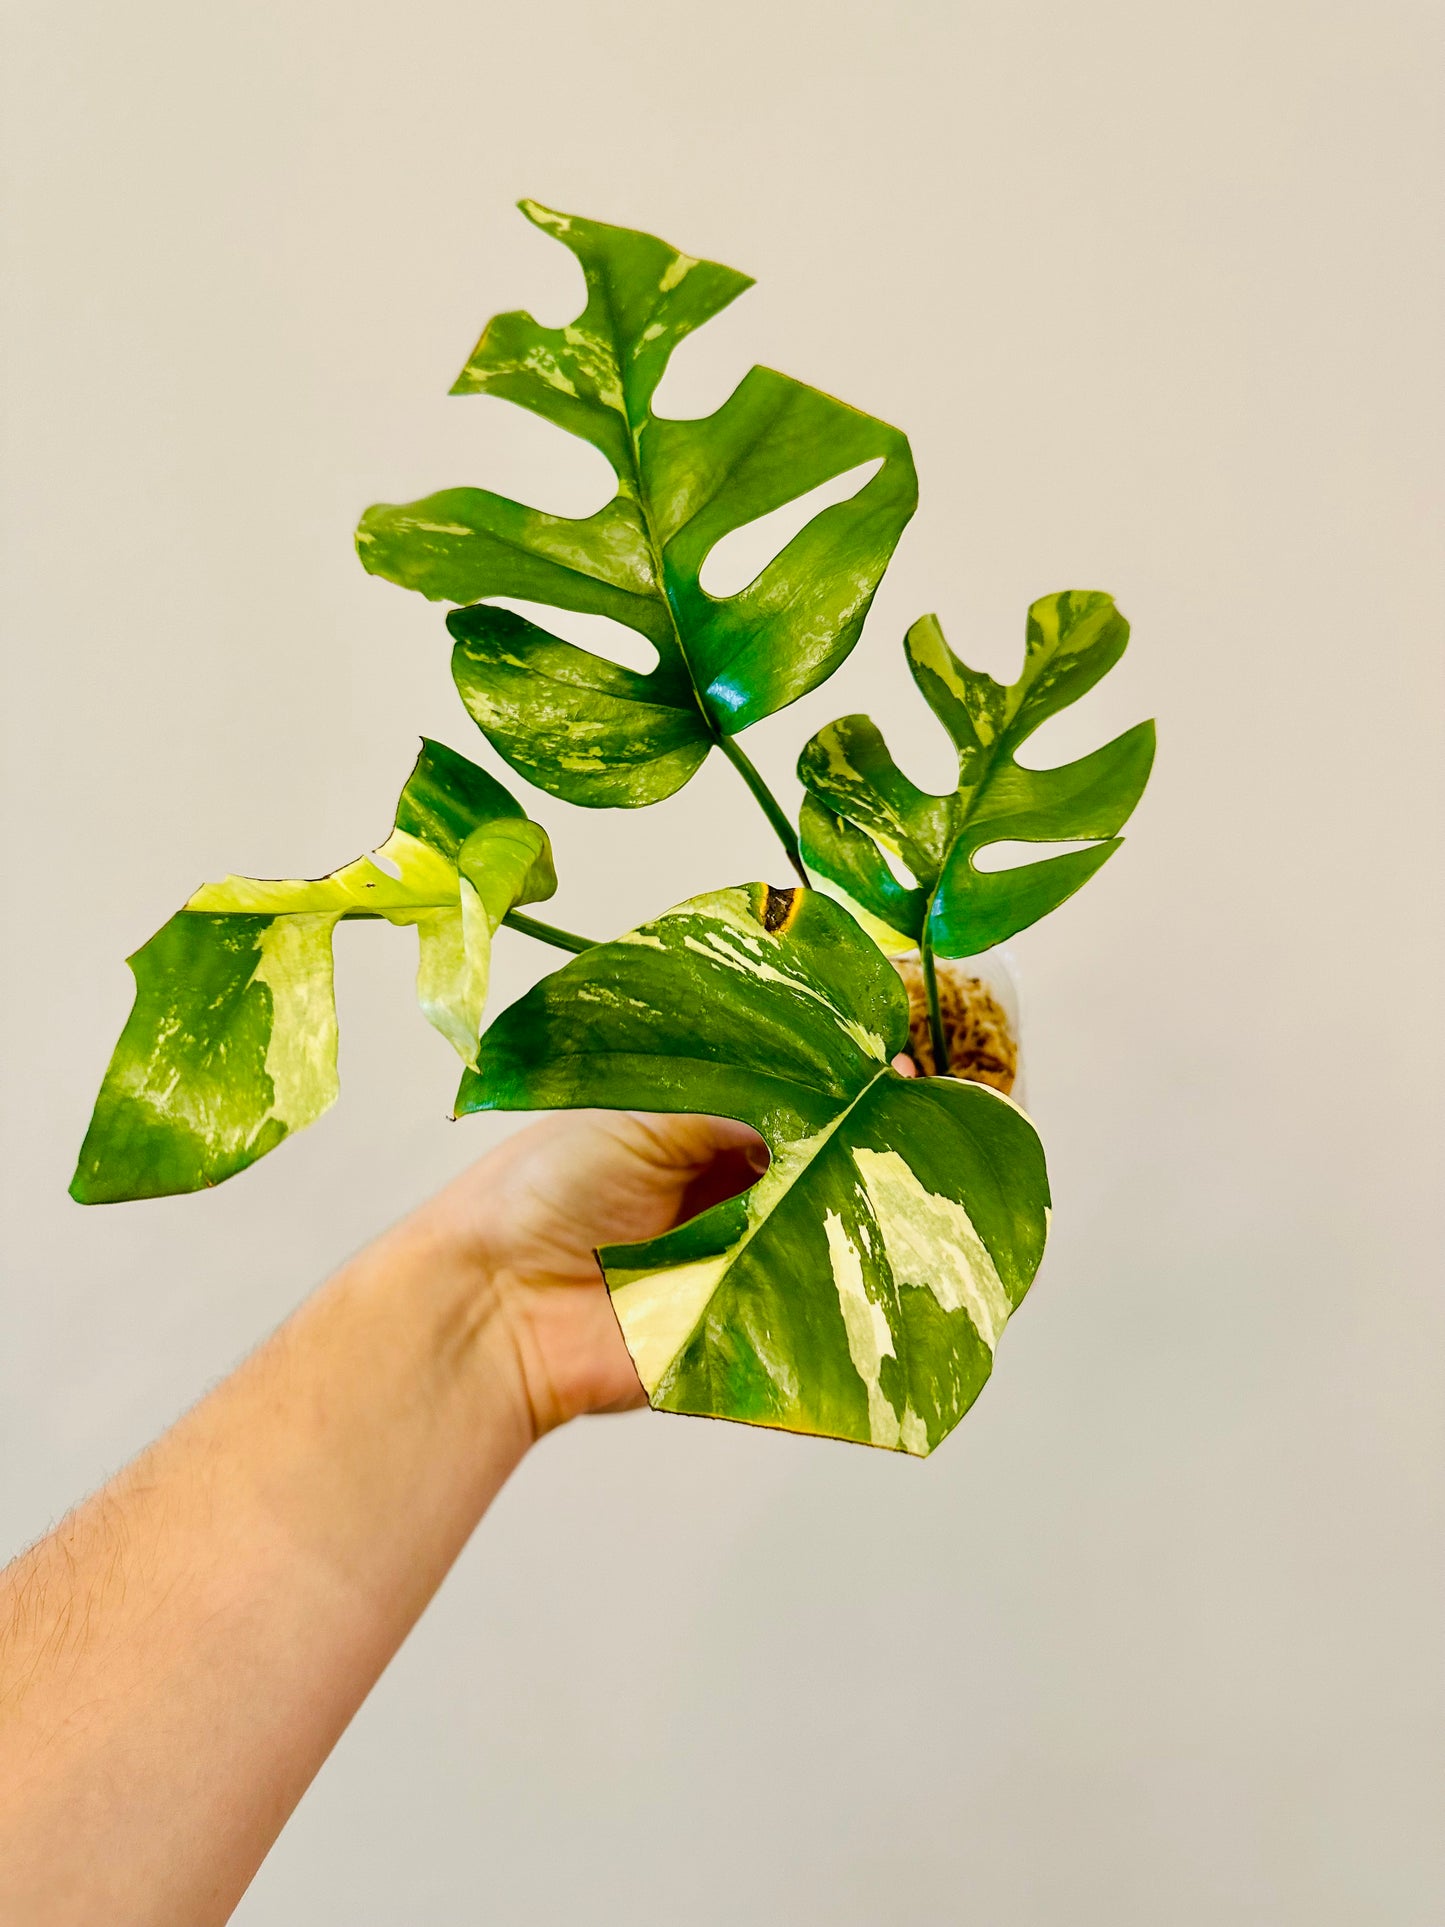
[921,932,948,1075]
[716,734,808,886]
[501,910,598,954]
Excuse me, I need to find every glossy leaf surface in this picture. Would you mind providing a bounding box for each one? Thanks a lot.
[461,884,1049,1454]
[798,592,1155,956]
[356,200,917,806]
[72,743,554,1203]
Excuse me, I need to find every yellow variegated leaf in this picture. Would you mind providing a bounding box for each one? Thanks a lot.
[72,742,553,1202]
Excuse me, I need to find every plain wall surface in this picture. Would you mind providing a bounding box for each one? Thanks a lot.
[2,2,1442,1920]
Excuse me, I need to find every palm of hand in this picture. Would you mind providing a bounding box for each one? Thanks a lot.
[439,1110,765,1435]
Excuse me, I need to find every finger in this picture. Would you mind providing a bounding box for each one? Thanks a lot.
[621,1109,765,1170]
[891,1052,919,1077]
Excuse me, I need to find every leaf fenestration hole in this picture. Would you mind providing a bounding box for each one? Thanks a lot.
[698,459,883,599]
[434,399,617,521]
[874,841,922,889]
[369,847,403,879]
[971,837,1103,872]
[648,293,755,421]
[1020,691,1134,767]
[891,724,964,802]
[484,210,589,332]
[488,598,660,675]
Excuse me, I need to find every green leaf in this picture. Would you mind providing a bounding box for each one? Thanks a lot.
[71,742,554,1204]
[356,200,917,807]
[798,591,1156,956]
[460,884,1049,1455]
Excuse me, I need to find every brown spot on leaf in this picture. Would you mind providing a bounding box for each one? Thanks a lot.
[760,885,800,934]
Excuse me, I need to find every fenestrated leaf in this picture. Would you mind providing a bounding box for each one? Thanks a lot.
[356,200,917,807]
[71,742,554,1204]
[798,591,1155,956]
[460,884,1049,1456]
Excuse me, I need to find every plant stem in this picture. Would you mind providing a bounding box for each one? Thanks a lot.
[501,910,598,954]
[716,734,808,885]
[921,933,949,1075]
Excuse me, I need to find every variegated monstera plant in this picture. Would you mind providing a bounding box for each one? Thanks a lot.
[73,202,1154,1458]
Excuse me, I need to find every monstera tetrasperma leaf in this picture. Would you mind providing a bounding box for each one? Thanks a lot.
[71,742,555,1204]
[460,883,1049,1455]
[797,591,1155,956]
[355,200,917,807]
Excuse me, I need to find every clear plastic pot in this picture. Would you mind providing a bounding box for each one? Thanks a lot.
[890,945,1025,1104]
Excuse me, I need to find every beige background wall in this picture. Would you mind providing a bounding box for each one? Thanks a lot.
[3,1,1441,1920]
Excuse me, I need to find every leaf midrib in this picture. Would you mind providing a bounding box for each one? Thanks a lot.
[594,267,723,744]
[922,643,1055,926]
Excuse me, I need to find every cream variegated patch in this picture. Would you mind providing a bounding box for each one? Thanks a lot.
[683,902,888,1063]
[658,250,698,293]
[609,1253,729,1395]
[182,820,536,1071]
[413,901,481,1063]
[852,1145,1012,1350]
[187,828,459,921]
[252,913,342,1132]
[824,1210,901,1448]
[805,873,916,957]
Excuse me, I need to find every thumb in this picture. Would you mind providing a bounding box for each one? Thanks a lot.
[622,1109,767,1174]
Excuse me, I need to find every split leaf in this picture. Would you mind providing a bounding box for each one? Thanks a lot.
[460,884,1049,1455]
[71,742,554,1203]
[356,200,917,807]
[798,591,1155,956]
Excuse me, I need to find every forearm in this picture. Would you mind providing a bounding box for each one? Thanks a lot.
[0,1201,533,1926]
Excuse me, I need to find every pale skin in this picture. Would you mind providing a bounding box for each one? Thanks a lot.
[0,1107,770,1924]
[0,1058,915,1922]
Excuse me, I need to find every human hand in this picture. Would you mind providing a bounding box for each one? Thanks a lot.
[423,1109,769,1439]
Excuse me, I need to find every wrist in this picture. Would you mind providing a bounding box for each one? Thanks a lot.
[364,1202,541,1454]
